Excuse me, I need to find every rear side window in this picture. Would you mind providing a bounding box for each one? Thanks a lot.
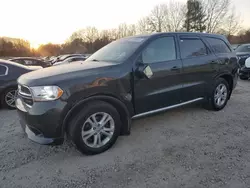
[0,65,8,76]
[142,37,176,64]
[12,59,25,65]
[206,37,231,53]
[180,38,208,59]
[24,60,35,65]
[73,58,84,61]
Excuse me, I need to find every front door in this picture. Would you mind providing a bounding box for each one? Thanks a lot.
[133,36,183,114]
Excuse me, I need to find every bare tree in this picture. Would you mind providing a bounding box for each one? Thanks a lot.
[127,24,137,36]
[136,17,151,34]
[137,1,186,34]
[166,1,186,32]
[115,23,137,38]
[68,30,83,42]
[146,4,168,32]
[82,27,99,43]
[223,6,241,36]
[203,0,231,33]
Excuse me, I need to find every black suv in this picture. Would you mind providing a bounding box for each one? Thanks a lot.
[16,32,239,155]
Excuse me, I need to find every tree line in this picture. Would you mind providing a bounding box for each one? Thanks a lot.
[1,0,249,57]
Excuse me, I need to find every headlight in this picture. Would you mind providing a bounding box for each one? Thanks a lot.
[30,86,63,101]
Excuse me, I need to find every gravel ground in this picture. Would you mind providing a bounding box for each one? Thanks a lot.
[0,80,250,188]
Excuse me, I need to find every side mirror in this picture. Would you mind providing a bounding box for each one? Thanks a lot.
[245,57,250,68]
[137,64,153,79]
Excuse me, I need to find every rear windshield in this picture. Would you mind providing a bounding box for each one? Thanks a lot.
[87,37,146,63]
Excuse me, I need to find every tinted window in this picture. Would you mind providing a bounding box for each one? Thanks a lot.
[69,58,77,62]
[206,37,231,53]
[235,45,250,53]
[0,65,7,76]
[12,59,25,65]
[142,37,176,64]
[24,60,35,65]
[74,58,85,61]
[180,38,208,58]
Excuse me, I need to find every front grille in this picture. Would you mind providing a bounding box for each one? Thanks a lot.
[18,85,33,106]
[239,59,246,67]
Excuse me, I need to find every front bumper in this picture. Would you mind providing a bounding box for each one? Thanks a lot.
[239,68,250,77]
[16,96,67,145]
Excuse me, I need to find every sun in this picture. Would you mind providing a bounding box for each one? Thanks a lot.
[30,42,40,49]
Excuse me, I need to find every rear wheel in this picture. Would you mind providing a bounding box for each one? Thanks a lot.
[68,101,121,155]
[204,78,229,111]
[1,87,18,110]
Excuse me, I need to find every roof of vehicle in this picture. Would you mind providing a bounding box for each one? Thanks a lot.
[0,59,30,68]
[9,57,44,61]
[58,54,85,60]
[237,43,250,46]
[127,32,227,40]
[65,56,86,60]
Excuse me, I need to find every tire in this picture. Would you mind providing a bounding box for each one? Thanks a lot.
[204,78,229,111]
[68,100,121,155]
[240,75,249,80]
[1,87,17,110]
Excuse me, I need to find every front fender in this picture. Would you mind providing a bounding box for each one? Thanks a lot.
[62,95,133,137]
[0,80,17,95]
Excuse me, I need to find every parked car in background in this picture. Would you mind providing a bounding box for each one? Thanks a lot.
[51,54,86,64]
[239,56,250,80]
[84,54,92,58]
[9,57,50,68]
[16,32,238,155]
[0,59,41,109]
[235,44,250,68]
[232,44,241,50]
[53,56,86,66]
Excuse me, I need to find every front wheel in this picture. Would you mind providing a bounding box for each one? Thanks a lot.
[204,78,229,111]
[68,101,121,155]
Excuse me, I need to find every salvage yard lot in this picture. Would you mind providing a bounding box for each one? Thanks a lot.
[0,80,250,188]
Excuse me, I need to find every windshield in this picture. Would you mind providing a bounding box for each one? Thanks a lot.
[87,37,146,63]
[235,45,250,53]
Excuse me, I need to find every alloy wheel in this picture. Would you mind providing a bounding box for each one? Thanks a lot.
[81,112,115,148]
[214,84,228,107]
[5,90,17,108]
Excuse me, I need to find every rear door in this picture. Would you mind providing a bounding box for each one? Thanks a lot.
[204,37,238,71]
[178,35,217,102]
[134,35,183,114]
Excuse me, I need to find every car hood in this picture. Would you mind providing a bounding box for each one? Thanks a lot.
[18,61,117,86]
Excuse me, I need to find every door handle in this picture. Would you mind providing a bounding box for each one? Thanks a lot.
[171,66,180,71]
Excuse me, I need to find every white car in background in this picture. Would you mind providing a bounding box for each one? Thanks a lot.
[53,56,86,66]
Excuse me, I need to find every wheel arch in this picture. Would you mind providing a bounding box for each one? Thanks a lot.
[0,84,17,101]
[62,95,132,137]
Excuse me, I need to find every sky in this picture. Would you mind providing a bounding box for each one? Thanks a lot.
[0,0,249,48]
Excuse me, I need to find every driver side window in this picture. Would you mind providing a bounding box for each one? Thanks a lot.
[142,37,176,64]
